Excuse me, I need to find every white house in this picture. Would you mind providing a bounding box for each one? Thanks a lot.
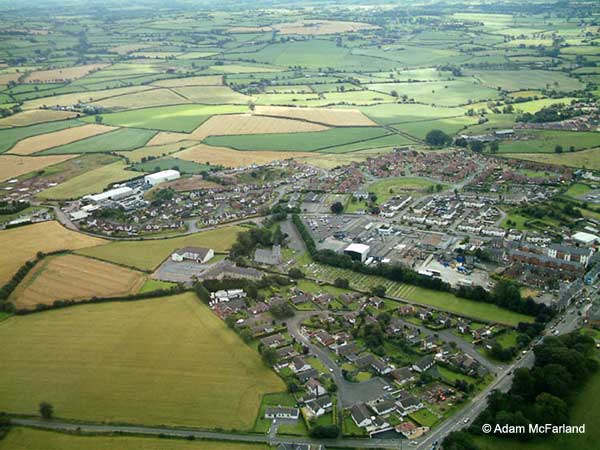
[265,407,299,420]
[171,247,214,263]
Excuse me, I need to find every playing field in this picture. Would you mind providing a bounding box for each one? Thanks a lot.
[0,221,105,285]
[76,225,243,271]
[8,124,116,155]
[0,428,269,450]
[37,161,142,199]
[255,105,376,126]
[0,292,285,429]
[10,254,146,310]
[0,154,78,182]
[175,143,313,168]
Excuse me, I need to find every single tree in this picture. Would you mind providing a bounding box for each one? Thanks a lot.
[39,402,54,419]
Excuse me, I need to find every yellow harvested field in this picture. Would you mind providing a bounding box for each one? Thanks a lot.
[0,72,20,85]
[118,140,198,163]
[0,109,78,127]
[108,43,152,55]
[175,143,312,168]
[22,85,155,110]
[9,124,117,155]
[24,63,109,83]
[295,152,374,169]
[91,88,189,110]
[189,113,329,139]
[0,154,78,182]
[0,221,105,285]
[151,75,223,87]
[255,105,377,126]
[275,19,379,35]
[11,254,146,310]
[146,131,192,146]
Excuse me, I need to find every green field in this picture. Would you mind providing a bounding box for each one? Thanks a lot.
[502,147,600,170]
[85,104,248,132]
[204,127,389,152]
[368,176,441,203]
[499,130,600,153]
[38,127,157,155]
[131,157,212,174]
[0,293,284,429]
[393,115,479,140]
[76,226,242,271]
[0,429,267,450]
[37,161,142,200]
[467,69,584,92]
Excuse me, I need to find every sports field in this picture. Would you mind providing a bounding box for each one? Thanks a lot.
[10,254,146,310]
[0,429,268,450]
[76,226,243,271]
[0,221,105,285]
[0,292,285,429]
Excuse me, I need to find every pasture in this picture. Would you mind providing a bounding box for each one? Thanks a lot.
[0,119,84,153]
[467,69,584,92]
[24,63,109,83]
[175,144,312,167]
[10,254,146,310]
[37,161,142,199]
[132,157,211,174]
[151,75,223,87]
[0,292,285,429]
[88,104,248,133]
[0,429,269,450]
[0,154,77,182]
[8,124,116,155]
[502,147,600,170]
[498,130,600,153]
[172,85,253,104]
[255,105,376,126]
[39,127,157,155]
[203,126,390,152]
[76,225,243,271]
[0,221,105,285]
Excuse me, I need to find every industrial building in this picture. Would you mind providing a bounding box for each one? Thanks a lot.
[144,169,180,186]
[344,243,370,262]
[171,246,214,264]
[84,186,134,204]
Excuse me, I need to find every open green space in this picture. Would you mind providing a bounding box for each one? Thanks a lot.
[368,176,441,203]
[39,127,157,155]
[498,130,600,153]
[131,157,212,174]
[0,292,284,429]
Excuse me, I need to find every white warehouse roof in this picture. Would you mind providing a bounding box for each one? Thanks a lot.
[144,169,180,185]
[84,186,134,203]
[344,243,370,254]
[572,231,599,244]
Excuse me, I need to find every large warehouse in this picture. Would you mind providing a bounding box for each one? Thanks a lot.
[344,243,370,262]
[144,169,181,186]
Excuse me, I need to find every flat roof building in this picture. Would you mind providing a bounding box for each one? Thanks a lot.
[144,169,180,186]
[344,243,370,262]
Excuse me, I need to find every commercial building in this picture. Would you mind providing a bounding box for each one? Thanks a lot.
[344,243,370,262]
[84,186,134,203]
[144,169,180,186]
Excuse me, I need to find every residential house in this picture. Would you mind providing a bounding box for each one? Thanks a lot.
[350,403,373,428]
[369,399,397,416]
[390,367,416,386]
[396,391,424,416]
[265,407,299,420]
[305,395,332,418]
[306,378,327,397]
[291,356,312,373]
[412,355,435,373]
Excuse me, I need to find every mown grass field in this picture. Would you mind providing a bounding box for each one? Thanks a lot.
[0,292,285,429]
[203,126,389,152]
[10,254,146,310]
[0,221,105,285]
[76,225,243,271]
[39,127,157,155]
[86,104,248,132]
[368,176,441,202]
[0,429,269,450]
[37,161,143,199]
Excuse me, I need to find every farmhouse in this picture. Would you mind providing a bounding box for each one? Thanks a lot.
[171,246,214,263]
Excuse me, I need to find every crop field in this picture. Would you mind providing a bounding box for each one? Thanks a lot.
[0,292,285,428]
[8,124,116,155]
[467,69,585,92]
[273,19,378,35]
[254,105,376,126]
[0,109,77,127]
[359,103,467,125]
[39,127,157,155]
[171,85,253,104]
[0,119,84,153]
[151,75,223,87]
[87,104,248,133]
[118,140,198,163]
[321,133,414,153]
[90,88,190,110]
[37,161,142,199]
[10,254,146,310]
[203,126,390,152]
[0,221,105,285]
[190,113,329,138]
[175,143,312,167]
[302,261,532,326]
[76,225,243,271]
[0,428,269,450]
[0,154,77,182]
[502,147,600,170]
[393,116,479,140]
[24,63,109,83]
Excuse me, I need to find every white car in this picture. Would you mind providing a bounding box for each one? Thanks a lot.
[463,417,469,424]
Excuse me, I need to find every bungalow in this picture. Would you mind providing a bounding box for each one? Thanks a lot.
[350,403,373,428]
[369,296,385,309]
[354,354,375,369]
[456,320,471,334]
[314,293,334,307]
[417,308,433,321]
[420,336,437,352]
[291,356,312,373]
[297,368,319,383]
[371,357,394,375]
[291,292,312,305]
[334,342,358,357]
[265,407,299,420]
[396,391,424,416]
[438,314,453,328]
[275,345,298,361]
[369,399,397,416]
[339,292,360,306]
[260,333,286,348]
[472,327,492,340]
[399,305,416,316]
[412,355,435,373]
[305,395,332,417]
[314,330,335,347]
[390,367,416,386]
[342,311,358,325]
[306,378,327,397]
[250,301,270,315]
